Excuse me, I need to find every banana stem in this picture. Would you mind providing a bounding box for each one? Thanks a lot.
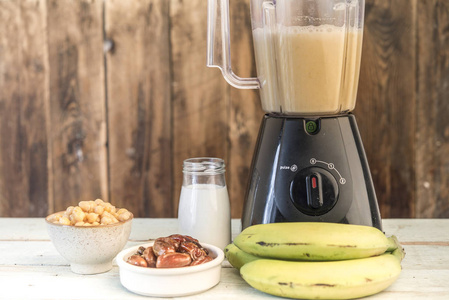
[392,246,406,262]
[386,235,405,262]
[386,235,400,252]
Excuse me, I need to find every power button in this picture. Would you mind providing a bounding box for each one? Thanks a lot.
[305,120,319,134]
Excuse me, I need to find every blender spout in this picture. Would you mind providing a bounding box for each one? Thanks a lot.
[207,0,260,89]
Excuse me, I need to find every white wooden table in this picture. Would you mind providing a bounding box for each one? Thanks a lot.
[0,218,448,299]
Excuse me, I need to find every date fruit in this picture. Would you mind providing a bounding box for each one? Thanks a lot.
[127,255,148,267]
[126,234,214,268]
[190,255,214,266]
[153,237,177,256]
[156,252,192,268]
[143,246,157,268]
[180,241,208,260]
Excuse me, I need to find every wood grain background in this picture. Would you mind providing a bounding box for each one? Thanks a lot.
[0,0,448,218]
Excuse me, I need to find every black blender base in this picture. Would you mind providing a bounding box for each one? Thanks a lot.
[242,114,382,230]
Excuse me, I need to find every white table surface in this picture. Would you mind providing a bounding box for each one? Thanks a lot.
[0,218,448,299]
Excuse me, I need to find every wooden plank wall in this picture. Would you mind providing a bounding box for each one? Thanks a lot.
[0,0,448,218]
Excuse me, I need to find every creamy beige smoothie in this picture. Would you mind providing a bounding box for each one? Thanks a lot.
[253,25,363,115]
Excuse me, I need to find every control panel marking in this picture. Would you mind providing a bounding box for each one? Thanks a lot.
[310,158,346,184]
[279,164,298,172]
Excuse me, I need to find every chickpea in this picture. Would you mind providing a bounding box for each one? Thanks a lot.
[59,217,70,225]
[100,216,112,225]
[109,216,119,224]
[70,207,86,224]
[101,211,118,225]
[74,221,85,226]
[94,198,105,206]
[103,203,116,214]
[65,206,75,215]
[89,200,96,211]
[78,201,95,213]
[94,205,104,215]
[118,211,132,222]
[48,213,61,223]
[86,213,99,223]
[116,208,128,215]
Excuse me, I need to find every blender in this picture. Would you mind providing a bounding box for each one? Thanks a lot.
[207,0,382,230]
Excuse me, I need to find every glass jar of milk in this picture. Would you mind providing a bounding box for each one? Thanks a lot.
[178,158,231,250]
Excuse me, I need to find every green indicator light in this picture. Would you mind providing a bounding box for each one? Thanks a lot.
[306,121,318,134]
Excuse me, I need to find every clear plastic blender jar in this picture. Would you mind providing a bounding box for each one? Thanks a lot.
[207,0,365,115]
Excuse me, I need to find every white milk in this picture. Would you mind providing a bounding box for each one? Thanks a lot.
[178,184,231,250]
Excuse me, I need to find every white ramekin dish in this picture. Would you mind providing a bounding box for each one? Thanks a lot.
[116,242,225,297]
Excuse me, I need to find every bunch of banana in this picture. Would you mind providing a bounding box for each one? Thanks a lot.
[225,222,405,300]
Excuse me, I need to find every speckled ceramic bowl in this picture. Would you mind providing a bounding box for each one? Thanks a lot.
[45,212,133,275]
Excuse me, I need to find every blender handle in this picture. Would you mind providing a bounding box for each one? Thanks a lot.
[207,0,260,89]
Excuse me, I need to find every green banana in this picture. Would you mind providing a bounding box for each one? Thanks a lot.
[234,222,396,261]
[240,249,404,300]
[225,243,261,270]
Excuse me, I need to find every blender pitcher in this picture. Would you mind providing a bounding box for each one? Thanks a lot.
[207,0,365,115]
